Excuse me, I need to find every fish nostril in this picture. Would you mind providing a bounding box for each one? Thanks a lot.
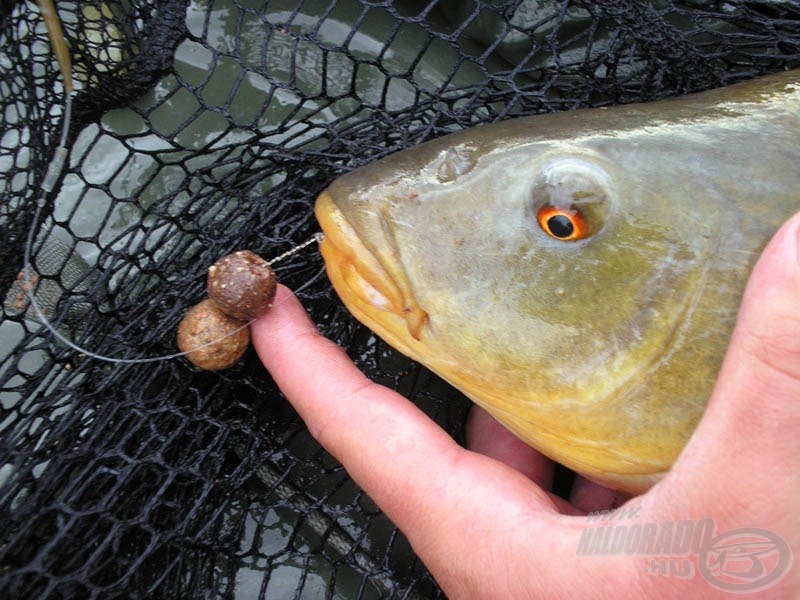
[435,144,477,183]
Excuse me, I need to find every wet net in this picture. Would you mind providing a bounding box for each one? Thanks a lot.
[1,1,799,597]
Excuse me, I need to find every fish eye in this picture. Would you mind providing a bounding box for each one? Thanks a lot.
[528,157,613,242]
[537,204,589,241]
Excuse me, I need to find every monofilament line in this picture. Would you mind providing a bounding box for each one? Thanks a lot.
[23,209,326,365]
[23,5,327,366]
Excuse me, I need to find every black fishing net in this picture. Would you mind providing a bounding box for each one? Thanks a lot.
[1,1,799,597]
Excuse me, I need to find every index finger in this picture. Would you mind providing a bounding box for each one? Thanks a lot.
[250,285,565,531]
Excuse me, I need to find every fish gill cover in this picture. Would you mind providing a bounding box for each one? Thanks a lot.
[0,1,799,598]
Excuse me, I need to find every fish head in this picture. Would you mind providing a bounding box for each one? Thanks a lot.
[315,116,725,494]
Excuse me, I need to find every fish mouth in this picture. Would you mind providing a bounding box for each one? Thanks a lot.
[314,191,428,353]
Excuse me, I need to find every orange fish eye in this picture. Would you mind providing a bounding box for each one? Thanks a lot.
[536,204,590,241]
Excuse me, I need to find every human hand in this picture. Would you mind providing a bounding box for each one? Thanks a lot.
[252,213,800,598]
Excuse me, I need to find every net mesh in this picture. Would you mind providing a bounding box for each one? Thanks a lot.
[1,1,799,597]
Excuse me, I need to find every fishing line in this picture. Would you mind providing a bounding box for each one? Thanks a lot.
[23,1,327,366]
[23,214,325,365]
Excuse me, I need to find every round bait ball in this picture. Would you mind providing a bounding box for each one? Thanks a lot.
[207,250,277,321]
[177,299,250,371]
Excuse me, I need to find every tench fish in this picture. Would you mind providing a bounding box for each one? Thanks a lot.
[314,70,800,494]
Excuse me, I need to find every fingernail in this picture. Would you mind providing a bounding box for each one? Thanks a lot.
[781,211,800,267]
[795,214,800,266]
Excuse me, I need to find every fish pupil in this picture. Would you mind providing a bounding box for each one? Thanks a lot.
[547,214,574,238]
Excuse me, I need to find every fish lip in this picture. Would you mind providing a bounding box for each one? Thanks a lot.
[314,191,428,342]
